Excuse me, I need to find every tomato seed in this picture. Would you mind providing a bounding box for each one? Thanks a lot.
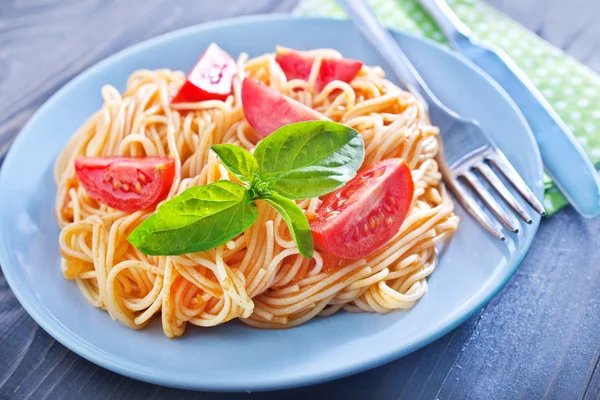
[305,212,319,221]
[372,169,385,178]
[326,211,340,220]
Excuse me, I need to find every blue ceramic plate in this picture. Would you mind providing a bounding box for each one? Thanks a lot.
[0,15,543,392]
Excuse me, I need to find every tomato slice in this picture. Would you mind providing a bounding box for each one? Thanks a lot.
[310,159,414,260]
[74,157,176,212]
[275,48,363,91]
[171,43,237,103]
[241,78,328,138]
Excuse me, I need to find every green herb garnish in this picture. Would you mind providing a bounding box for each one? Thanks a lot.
[253,121,364,199]
[128,121,364,258]
[127,181,258,256]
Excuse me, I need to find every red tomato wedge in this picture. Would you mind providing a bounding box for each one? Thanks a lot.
[171,43,236,103]
[74,157,176,212]
[275,48,363,91]
[310,159,414,260]
[241,78,328,138]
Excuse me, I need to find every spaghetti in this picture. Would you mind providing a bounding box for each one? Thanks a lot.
[54,49,459,337]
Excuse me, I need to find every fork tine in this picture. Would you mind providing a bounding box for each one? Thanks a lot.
[447,176,506,240]
[488,153,546,216]
[475,162,533,224]
[461,171,521,232]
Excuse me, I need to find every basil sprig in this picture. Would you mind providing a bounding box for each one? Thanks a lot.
[128,121,364,258]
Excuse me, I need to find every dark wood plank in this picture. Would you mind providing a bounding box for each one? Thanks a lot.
[489,0,600,73]
[0,0,299,160]
[1,0,600,399]
[435,209,600,399]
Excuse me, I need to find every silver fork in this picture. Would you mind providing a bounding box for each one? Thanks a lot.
[338,0,545,239]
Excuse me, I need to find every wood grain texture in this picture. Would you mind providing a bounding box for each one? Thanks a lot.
[491,0,600,73]
[1,0,600,399]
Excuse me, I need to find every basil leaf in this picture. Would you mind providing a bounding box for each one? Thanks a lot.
[211,144,258,184]
[254,121,364,199]
[263,192,313,258]
[128,180,258,256]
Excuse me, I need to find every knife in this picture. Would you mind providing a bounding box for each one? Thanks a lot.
[418,0,600,217]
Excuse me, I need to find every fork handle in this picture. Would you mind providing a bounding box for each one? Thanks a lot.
[337,0,434,106]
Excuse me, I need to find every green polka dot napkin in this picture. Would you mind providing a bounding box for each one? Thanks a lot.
[295,0,600,216]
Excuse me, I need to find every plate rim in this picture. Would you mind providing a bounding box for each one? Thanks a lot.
[0,13,543,392]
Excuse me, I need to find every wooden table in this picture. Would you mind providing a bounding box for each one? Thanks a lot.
[1,1,599,398]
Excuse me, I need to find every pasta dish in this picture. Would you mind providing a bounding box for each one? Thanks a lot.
[54,44,458,337]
